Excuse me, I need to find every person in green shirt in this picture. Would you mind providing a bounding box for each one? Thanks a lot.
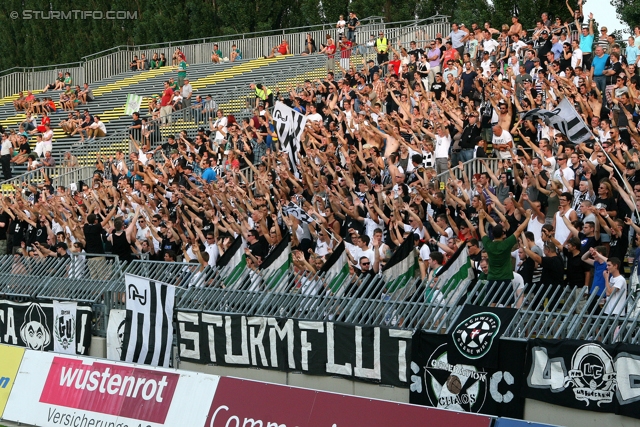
[63,72,72,87]
[230,44,242,62]
[150,53,160,69]
[211,44,223,64]
[177,60,187,87]
[478,209,530,281]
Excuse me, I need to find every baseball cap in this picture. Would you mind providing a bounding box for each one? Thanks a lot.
[627,162,636,169]
[198,127,205,132]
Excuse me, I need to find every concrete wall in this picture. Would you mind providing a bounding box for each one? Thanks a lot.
[524,399,640,427]
[89,336,640,427]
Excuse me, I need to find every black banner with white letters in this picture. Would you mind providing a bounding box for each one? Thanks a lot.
[524,339,640,419]
[176,311,412,387]
[410,331,526,419]
[0,299,92,354]
[448,304,517,369]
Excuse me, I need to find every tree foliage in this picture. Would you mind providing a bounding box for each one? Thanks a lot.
[610,0,640,32]
[0,0,587,71]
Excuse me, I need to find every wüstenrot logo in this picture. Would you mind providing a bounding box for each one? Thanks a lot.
[40,357,179,423]
[452,312,501,360]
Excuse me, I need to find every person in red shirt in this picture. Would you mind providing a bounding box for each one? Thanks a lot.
[320,36,337,72]
[384,53,402,75]
[339,35,353,70]
[266,39,290,58]
[31,111,51,134]
[160,81,174,125]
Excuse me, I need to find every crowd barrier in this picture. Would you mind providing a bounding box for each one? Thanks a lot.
[0,15,451,97]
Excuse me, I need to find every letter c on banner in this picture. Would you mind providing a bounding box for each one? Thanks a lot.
[210,405,229,427]
[490,371,514,403]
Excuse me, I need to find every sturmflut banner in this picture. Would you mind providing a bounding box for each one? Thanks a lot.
[177,313,413,387]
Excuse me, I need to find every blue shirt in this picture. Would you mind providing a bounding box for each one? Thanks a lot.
[579,34,594,53]
[552,42,563,60]
[591,260,607,296]
[201,167,217,183]
[627,46,638,67]
[591,54,609,76]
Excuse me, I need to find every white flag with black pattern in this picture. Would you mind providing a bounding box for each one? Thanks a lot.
[121,274,175,367]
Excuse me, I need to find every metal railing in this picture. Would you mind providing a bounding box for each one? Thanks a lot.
[1,253,638,344]
[0,165,96,196]
[435,157,501,184]
[0,16,450,97]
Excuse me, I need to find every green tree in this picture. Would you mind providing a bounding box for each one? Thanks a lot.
[610,0,640,32]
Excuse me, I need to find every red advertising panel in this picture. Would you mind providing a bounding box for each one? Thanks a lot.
[207,377,493,427]
[40,356,179,424]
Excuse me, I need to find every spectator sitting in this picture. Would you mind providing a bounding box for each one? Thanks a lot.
[137,54,150,71]
[172,48,186,66]
[211,44,223,63]
[13,92,26,111]
[150,53,161,69]
[266,39,290,58]
[78,83,95,103]
[87,116,106,141]
[130,55,139,71]
[301,34,317,56]
[159,53,167,67]
[230,44,242,62]
[41,150,56,168]
[25,153,40,171]
[42,71,65,93]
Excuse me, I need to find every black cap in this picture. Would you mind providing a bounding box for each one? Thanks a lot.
[56,242,68,251]
[627,162,636,169]
[198,127,205,132]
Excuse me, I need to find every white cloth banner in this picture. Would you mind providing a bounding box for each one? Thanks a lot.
[273,101,307,177]
[53,301,77,355]
[106,309,127,361]
[122,274,175,367]
[124,94,143,115]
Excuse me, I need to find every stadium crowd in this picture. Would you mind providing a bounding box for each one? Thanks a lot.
[0,2,640,312]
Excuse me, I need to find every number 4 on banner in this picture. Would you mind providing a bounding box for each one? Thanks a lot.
[528,347,567,391]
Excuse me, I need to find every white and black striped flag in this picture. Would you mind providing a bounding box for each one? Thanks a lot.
[520,98,595,144]
[282,201,314,223]
[121,274,175,367]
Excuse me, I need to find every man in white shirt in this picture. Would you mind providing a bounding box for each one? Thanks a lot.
[210,109,228,143]
[0,133,12,180]
[482,30,499,58]
[603,257,626,315]
[480,51,492,76]
[571,40,583,68]
[511,34,526,57]
[181,78,193,120]
[491,125,513,159]
[306,103,323,122]
[427,124,451,174]
[87,116,106,141]
[553,154,575,192]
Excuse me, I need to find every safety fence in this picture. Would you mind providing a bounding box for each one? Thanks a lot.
[0,254,636,346]
[0,15,450,97]
[0,165,98,196]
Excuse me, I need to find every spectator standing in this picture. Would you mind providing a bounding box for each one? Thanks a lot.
[479,212,530,282]
[177,58,188,87]
[375,31,389,66]
[181,78,193,120]
[336,15,346,38]
[339,35,353,70]
[579,14,594,69]
[347,12,359,42]
[160,81,174,125]
[446,23,468,58]
[1,133,11,180]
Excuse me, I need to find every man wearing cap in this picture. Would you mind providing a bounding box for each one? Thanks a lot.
[537,30,553,59]
[181,78,192,121]
[375,31,389,66]
[578,13,595,69]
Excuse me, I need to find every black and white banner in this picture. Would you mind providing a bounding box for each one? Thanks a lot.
[177,312,412,387]
[410,331,526,418]
[121,274,175,367]
[520,98,595,144]
[106,308,127,361]
[53,301,77,355]
[525,339,640,419]
[0,300,91,354]
[448,305,517,369]
[273,101,307,177]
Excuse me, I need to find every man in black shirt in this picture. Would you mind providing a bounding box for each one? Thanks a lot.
[430,73,445,100]
[458,112,482,162]
[247,229,269,259]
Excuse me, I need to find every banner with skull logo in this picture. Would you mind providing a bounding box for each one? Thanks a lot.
[410,331,526,418]
[0,300,92,354]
